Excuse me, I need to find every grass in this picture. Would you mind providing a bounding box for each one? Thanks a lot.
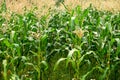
[0,1,120,80]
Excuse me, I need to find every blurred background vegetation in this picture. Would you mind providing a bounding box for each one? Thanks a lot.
[0,0,120,14]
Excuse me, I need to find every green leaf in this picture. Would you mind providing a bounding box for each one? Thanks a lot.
[10,31,15,42]
[54,58,66,71]
[66,48,80,67]
[41,61,48,70]
[30,50,38,56]
[3,39,11,48]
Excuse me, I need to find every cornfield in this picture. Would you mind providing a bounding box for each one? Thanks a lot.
[0,0,120,80]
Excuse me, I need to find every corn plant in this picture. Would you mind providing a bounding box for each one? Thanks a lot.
[0,2,120,80]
